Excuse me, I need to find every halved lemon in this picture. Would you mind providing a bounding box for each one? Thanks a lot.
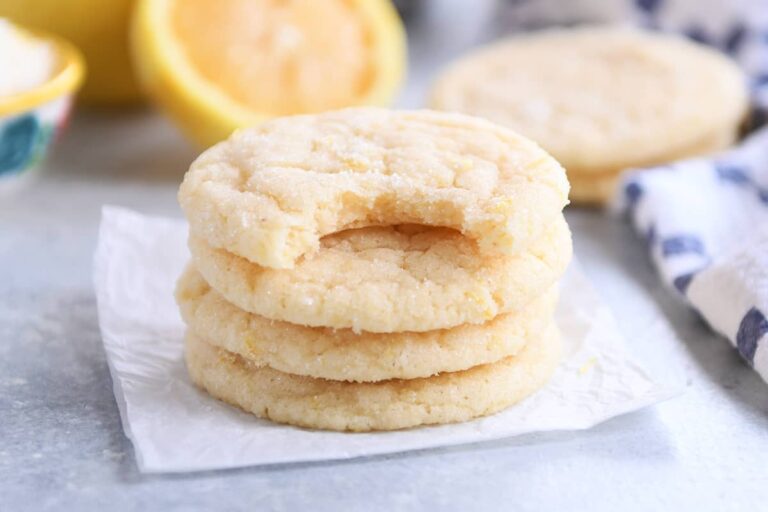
[131,0,406,147]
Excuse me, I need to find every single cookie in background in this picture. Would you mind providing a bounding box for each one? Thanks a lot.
[187,217,572,333]
[184,325,562,432]
[176,265,559,382]
[179,108,569,269]
[566,123,740,204]
[429,26,749,205]
[567,173,621,206]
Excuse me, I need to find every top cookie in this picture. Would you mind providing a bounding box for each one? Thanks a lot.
[179,107,569,269]
[430,27,748,177]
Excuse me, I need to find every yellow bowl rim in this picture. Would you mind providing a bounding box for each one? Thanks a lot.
[0,24,85,117]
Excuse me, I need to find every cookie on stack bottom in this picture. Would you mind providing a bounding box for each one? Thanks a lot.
[175,108,572,431]
[429,27,749,205]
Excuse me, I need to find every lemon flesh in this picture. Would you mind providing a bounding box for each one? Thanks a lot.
[174,0,376,116]
[132,0,406,147]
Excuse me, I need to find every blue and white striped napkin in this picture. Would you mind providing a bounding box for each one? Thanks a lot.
[614,0,768,384]
[619,130,768,384]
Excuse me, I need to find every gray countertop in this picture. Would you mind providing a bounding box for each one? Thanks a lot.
[2,2,768,510]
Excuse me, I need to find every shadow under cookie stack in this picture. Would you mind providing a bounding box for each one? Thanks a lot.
[175,108,572,432]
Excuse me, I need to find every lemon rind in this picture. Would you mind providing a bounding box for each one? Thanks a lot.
[131,0,406,147]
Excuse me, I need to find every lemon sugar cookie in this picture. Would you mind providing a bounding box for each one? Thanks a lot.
[179,108,569,269]
[185,325,562,432]
[188,217,572,333]
[176,107,573,431]
[566,124,740,203]
[430,26,748,204]
[567,173,621,205]
[176,265,558,382]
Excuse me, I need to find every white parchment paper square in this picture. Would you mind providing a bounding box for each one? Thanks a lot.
[94,206,676,473]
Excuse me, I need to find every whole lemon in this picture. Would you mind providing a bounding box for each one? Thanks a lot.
[0,0,141,105]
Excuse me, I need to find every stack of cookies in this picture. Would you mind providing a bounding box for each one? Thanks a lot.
[175,108,572,431]
[429,27,749,205]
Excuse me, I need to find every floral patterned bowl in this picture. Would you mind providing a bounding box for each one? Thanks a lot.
[0,26,84,190]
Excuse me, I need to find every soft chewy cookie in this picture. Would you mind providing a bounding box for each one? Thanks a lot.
[568,173,621,206]
[188,217,572,333]
[176,265,558,382]
[567,125,738,204]
[185,325,561,431]
[568,125,733,205]
[179,107,569,269]
[430,27,748,199]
